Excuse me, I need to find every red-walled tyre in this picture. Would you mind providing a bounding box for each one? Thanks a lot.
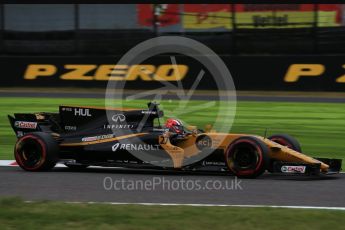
[14,132,59,171]
[225,136,270,178]
[268,134,301,152]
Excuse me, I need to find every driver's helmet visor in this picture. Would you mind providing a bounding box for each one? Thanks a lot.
[172,125,184,134]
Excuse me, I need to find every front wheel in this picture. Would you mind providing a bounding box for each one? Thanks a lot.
[267,134,302,173]
[268,134,301,152]
[225,136,270,178]
[14,132,59,171]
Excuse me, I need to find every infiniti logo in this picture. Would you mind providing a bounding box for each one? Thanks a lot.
[112,114,126,122]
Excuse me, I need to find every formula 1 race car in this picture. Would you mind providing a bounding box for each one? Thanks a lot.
[8,102,342,178]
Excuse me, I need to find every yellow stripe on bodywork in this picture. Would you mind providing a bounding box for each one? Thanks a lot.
[61,105,139,111]
[60,133,148,147]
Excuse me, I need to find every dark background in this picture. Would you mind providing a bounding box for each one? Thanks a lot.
[1,4,345,91]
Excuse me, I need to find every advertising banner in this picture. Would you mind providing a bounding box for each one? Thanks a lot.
[137,4,342,30]
[1,55,345,91]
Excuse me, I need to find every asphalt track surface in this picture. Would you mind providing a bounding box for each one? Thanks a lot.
[1,166,345,207]
[1,89,345,206]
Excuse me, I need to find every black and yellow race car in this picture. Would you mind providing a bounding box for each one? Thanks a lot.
[8,102,341,178]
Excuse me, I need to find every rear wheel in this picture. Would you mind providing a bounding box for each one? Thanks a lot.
[14,132,59,171]
[225,136,270,178]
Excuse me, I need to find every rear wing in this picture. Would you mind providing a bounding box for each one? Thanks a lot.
[8,113,61,138]
[8,102,163,137]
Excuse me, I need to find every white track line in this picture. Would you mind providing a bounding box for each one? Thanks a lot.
[0,160,16,166]
[0,160,124,169]
[27,201,345,211]
[0,160,66,167]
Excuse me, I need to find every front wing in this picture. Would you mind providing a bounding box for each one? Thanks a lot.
[271,158,342,175]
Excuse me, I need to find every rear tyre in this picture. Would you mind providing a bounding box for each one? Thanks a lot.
[14,132,59,171]
[268,134,301,152]
[225,136,270,178]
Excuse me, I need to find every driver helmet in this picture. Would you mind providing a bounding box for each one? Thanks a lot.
[165,118,184,134]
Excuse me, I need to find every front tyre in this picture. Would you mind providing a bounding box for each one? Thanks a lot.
[14,132,59,171]
[267,134,302,173]
[268,134,301,152]
[225,136,270,178]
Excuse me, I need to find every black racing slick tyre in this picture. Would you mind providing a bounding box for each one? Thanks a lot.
[225,136,270,178]
[14,132,59,171]
[268,134,302,152]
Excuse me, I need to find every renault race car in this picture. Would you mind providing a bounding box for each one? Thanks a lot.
[8,102,342,178]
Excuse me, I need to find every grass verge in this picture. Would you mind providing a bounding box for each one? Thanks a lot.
[0,197,345,230]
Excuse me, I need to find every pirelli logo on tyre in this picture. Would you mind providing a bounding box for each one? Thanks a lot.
[23,64,189,82]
